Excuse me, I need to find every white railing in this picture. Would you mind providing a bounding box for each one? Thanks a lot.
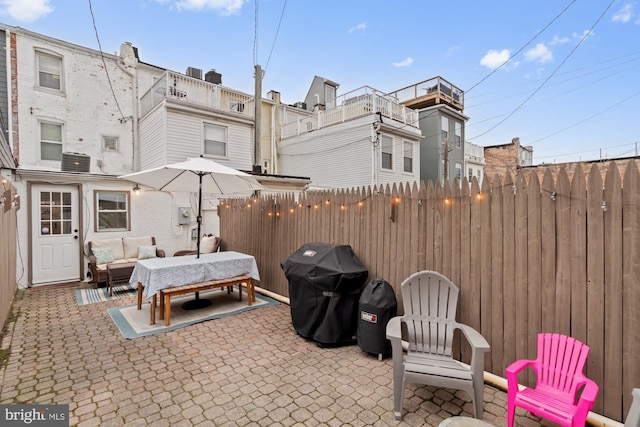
[281,86,419,139]
[140,71,254,118]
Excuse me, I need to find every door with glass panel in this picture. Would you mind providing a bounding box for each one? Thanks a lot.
[31,184,80,285]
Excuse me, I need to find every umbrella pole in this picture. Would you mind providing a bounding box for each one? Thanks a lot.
[182,172,212,311]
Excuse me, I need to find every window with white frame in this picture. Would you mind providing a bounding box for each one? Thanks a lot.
[403,141,413,173]
[454,122,462,148]
[441,116,449,142]
[40,121,63,161]
[102,136,118,152]
[468,167,473,180]
[455,163,462,181]
[95,191,129,231]
[381,135,393,170]
[36,51,62,90]
[203,123,227,157]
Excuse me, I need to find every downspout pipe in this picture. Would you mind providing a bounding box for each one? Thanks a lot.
[117,43,139,171]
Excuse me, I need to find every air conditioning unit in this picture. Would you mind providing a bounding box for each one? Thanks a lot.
[186,67,202,80]
[61,152,91,173]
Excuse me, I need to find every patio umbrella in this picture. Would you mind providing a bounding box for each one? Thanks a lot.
[118,156,266,258]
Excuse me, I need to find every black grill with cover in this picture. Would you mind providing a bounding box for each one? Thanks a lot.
[281,243,369,347]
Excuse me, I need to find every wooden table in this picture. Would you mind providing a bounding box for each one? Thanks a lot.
[130,251,260,324]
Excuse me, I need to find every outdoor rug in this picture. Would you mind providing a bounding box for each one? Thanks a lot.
[107,286,279,339]
[76,283,137,305]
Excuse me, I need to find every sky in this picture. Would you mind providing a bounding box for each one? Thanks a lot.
[1,0,639,164]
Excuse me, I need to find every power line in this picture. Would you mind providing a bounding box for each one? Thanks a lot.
[87,0,126,122]
[466,0,578,93]
[264,0,288,74]
[469,0,618,141]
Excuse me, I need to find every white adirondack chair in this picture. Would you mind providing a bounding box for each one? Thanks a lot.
[386,270,490,420]
[626,389,640,427]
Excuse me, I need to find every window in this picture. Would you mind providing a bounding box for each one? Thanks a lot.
[36,51,62,90]
[39,191,72,236]
[454,122,462,148]
[468,167,474,180]
[381,135,393,170]
[40,121,63,161]
[203,123,227,157]
[229,100,245,113]
[96,191,129,231]
[325,84,336,109]
[455,163,462,181]
[103,136,118,152]
[441,116,449,142]
[477,170,482,181]
[403,141,413,173]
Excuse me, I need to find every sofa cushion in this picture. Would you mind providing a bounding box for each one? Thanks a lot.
[199,236,220,254]
[92,238,125,260]
[138,245,157,260]
[123,236,153,258]
[92,247,115,265]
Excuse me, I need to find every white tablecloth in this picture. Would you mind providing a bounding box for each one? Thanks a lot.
[130,251,260,299]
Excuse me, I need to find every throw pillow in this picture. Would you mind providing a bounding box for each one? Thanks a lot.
[199,236,219,254]
[138,245,157,260]
[92,247,114,265]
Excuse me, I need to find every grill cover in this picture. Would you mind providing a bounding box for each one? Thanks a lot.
[357,278,397,358]
[281,243,369,346]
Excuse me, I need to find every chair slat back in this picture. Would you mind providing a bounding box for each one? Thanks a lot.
[537,333,590,399]
[401,271,459,356]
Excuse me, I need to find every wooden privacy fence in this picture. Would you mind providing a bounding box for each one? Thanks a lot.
[219,161,640,423]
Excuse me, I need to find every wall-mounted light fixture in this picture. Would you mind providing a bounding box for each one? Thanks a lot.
[133,184,140,195]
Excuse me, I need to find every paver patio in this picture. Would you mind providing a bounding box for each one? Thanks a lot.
[0,283,563,426]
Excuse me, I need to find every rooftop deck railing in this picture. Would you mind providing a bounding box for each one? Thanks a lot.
[387,76,464,112]
[140,71,254,118]
[281,86,419,139]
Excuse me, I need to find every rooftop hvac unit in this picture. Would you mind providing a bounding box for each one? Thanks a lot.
[205,69,222,85]
[61,152,90,173]
[293,102,307,110]
[186,67,202,80]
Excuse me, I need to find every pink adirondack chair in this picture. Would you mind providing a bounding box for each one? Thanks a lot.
[506,333,599,427]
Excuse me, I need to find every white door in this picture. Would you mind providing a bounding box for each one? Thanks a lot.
[31,184,81,285]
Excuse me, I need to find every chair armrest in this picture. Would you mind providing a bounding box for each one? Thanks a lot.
[576,378,599,409]
[457,323,490,381]
[156,248,165,258]
[88,254,97,266]
[386,316,402,341]
[506,358,537,391]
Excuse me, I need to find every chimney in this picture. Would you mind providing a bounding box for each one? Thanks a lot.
[205,69,222,85]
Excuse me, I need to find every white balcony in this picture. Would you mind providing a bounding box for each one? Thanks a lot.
[140,71,254,118]
[281,86,419,139]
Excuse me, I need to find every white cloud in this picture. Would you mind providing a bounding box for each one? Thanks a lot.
[480,49,511,70]
[548,35,570,46]
[0,0,53,22]
[573,29,595,41]
[612,3,634,23]
[525,43,553,63]
[173,0,246,15]
[348,22,367,33]
[446,45,461,57]
[392,57,414,67]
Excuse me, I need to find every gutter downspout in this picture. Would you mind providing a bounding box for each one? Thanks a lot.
[117,43,139,171]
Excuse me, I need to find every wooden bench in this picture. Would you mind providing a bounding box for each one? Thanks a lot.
[157,275,255,326]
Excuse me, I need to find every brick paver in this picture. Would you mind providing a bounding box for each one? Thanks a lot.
[0,284,562,426]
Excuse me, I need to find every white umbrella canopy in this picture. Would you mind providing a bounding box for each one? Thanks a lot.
[119,157,265,257]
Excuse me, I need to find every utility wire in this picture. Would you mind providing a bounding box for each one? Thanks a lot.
[466,0,578,93]
[264,0,288,74]
[469,0,618,141]
[253,0,259,66]
[88,0,126,122]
